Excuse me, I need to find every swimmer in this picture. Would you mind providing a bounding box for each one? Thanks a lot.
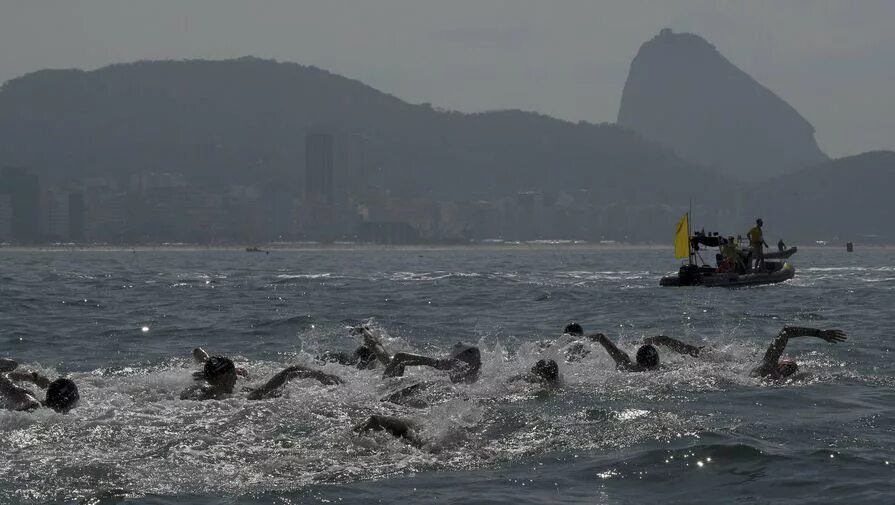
[350,326,394,367]
[509,359,560,385]
[383,358,559,408]
[247,364,343,400]
[642,326,847,380]
[191,347,248,377]
[182,354,342,400]
[750,326,847,379]
[316,346,377,370]
[181,356,238,400]
[560,322,592,362]
[588,333,659,372]
[383,342,481,383]
[0,359,79,413]
[353,414,422,447]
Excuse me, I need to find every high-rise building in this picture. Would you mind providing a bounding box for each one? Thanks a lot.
[42,189,70,241]
[0,167,41,242]
[0,194,12,241]
[68,192,86,242]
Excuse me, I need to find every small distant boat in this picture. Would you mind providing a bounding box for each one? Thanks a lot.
[246,246,268,254]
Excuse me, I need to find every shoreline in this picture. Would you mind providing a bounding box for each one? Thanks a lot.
[0,243,892,253]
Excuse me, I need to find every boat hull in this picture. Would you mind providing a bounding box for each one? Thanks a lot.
[702,262,795,287]
[660,262,795,287]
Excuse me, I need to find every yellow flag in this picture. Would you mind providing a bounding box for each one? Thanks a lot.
[674,213,689,259]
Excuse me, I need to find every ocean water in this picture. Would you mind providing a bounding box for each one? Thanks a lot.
[0,246,893,504]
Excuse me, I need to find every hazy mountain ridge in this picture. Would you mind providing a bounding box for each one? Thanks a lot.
[0,56,726,206]
[618,29,828,181]
[0,54,892,243]
[752,151,895,241]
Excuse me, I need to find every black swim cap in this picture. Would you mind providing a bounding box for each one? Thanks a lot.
[532,359,559,381]
[45,378,79,413]
[450,343,481,364]
[204,356,236,380]
[777,359,798,378]
[636,345,660,369]
[564,323,584,336]
[353,345,376,369]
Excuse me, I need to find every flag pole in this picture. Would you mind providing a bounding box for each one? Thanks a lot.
[688,200,693,265]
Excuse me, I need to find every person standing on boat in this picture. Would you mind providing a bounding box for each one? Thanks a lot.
[747,219,769,271]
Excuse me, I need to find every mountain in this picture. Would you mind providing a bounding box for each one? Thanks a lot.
[618,29,828,181]
[749,151,895,242]
[0,56,725,209]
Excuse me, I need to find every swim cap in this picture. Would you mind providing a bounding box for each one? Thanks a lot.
[636,345,660,369]
[353,346,376,369]
[45,378,79,413]
[204,356,236,380]
[777,359,798,377]
[532,359,559,381]
[449,343,482,383]
[450,343,481,364]
[564,323,584,336]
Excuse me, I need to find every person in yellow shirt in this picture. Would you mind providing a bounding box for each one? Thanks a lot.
[747,218,769,271]
[719,237,740,272]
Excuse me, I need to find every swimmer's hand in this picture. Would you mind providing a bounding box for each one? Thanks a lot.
[818,329,847,343]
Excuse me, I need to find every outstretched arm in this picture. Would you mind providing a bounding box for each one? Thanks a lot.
[644,336,702,357]
[6,370,52,389]
[758,326,847,371]
[248,365,343,400]
[382,352,442,378]
[587,333,634,369]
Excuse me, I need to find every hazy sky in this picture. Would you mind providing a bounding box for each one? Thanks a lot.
[2,0,893,157]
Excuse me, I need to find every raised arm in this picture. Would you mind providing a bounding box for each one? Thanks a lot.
[758,326,847,371]
[382,352,442,378]
[644,336,702,357]
[248,365,343,400]
[587,333,634,370]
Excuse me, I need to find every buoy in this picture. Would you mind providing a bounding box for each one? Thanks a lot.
[846,241,854,252]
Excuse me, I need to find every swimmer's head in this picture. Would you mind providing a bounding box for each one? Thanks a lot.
[353,345,376,369]
[776,359,798,378]
[564,323,584,336]
[636,344,660,370]
[45,378,79,413]
[203,356,237,392]
[450,343,482,382]
[531,359,559,382]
